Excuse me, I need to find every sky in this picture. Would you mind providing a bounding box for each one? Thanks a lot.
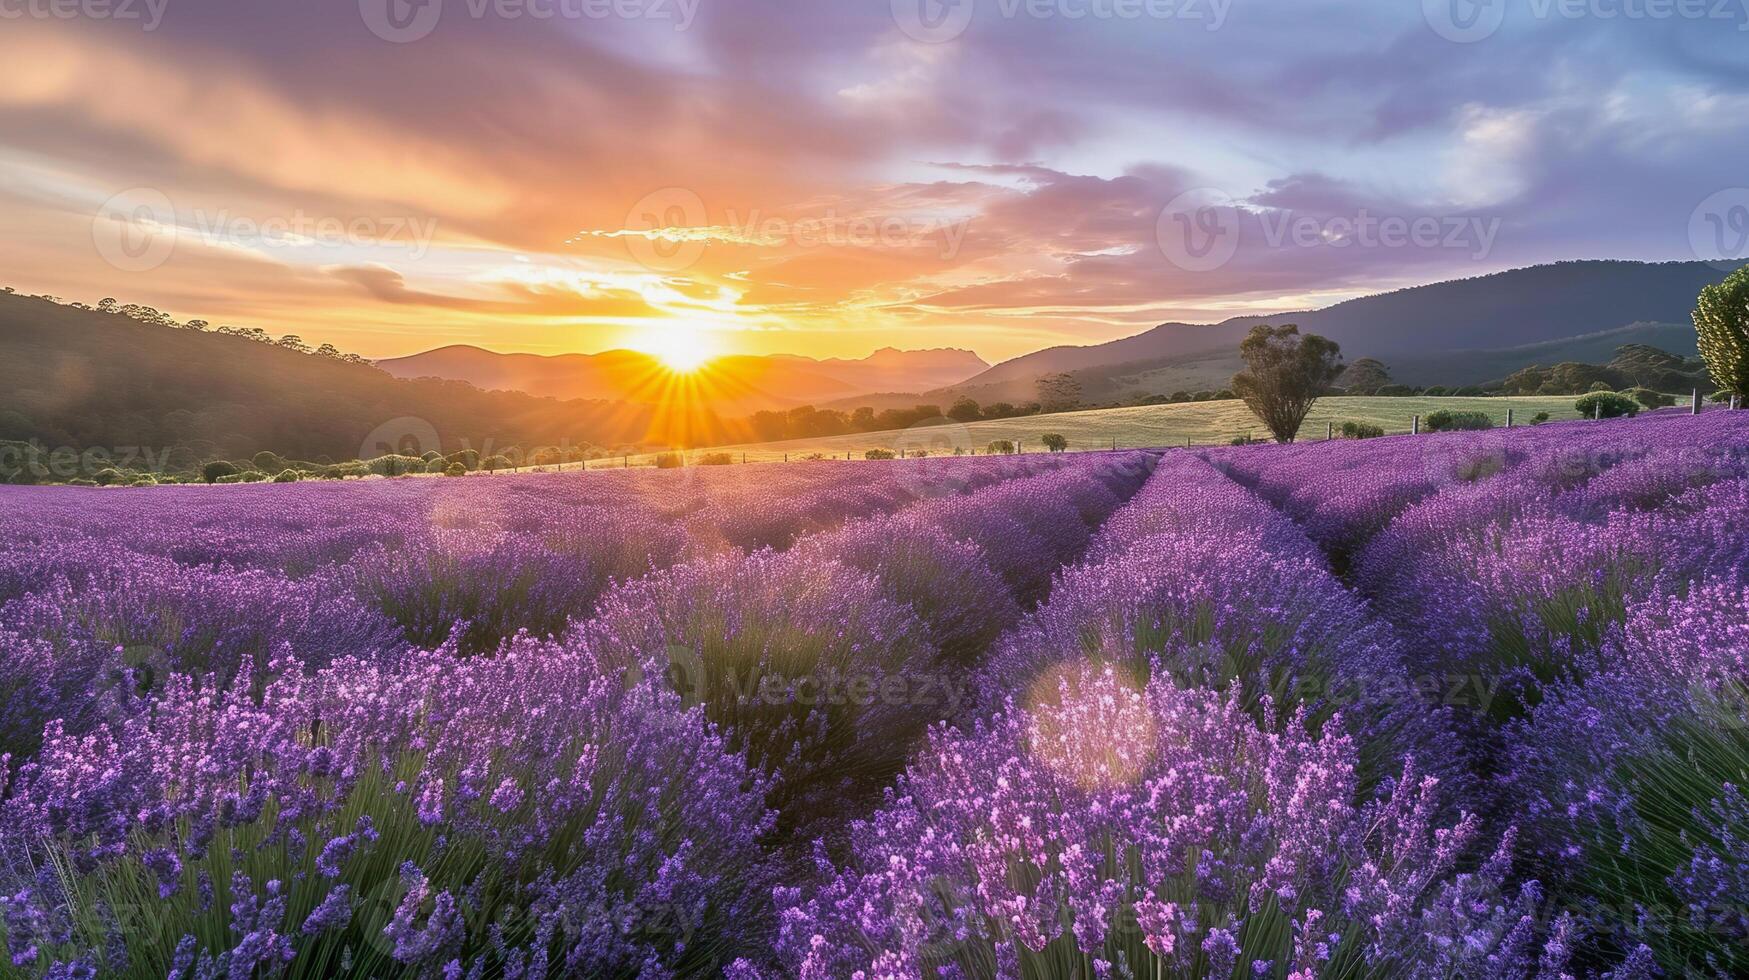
[3,0,1748,363]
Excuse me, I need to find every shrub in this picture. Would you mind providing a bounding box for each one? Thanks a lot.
[863,449,895,460]
[271,469,300,483]
[1589,380,1614,392]
[423,457,448,474]
[1530,411,1551,425]
[1340,420,1386,439]
[1575,391,1640,419]
[1423,409,1495,432]
[65,477,95,487]
[1040,433,1067,452]
[1626,387,1676,410]
[251,450,284,472]
[444,462,467,477]
[985,440,1015,454]
[366,453,425,477]
[698,452,734,465]
[653,452,683,469]
[92,467,122,486]
[445,449,480,470]
[200,460,238,484]
[481,454,514,472]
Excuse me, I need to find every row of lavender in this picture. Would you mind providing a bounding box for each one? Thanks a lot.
[754,453,1582,978]
[0,454,1064,762]
[0,452,1155,976]
[1206,409,1749,976]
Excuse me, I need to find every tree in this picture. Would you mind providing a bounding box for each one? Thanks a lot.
[986,440,1015,454]
[1338,357,1392,394]
[1694,266,1749,397]
[1036,373,1082,414]
[1040,433,1067,452]
[1230,324,1344,443]
[948,397,982,422]
[1575,391,1639,419]
[201,460,239,484]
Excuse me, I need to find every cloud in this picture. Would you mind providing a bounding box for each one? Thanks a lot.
[2,0,1748,362]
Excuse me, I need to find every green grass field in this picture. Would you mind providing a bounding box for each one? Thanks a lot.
[571,395,1587,468]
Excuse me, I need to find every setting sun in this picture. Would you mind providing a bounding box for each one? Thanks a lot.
[635,324,717,373]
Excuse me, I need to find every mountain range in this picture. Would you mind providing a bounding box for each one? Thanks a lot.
[374,261,1723,411]
[376,345,989,414]
[932,260,1721,404]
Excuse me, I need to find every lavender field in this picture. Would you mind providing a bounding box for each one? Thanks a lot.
[2,412,1747,979]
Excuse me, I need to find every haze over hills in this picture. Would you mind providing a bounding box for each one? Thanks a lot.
[938,260,1722,404]
[378,345,989,414]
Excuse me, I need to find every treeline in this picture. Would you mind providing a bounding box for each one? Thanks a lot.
[745,397,1048,441]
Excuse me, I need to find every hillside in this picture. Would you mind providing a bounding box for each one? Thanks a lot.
[943,261,1722,403]
[378,344,988,411]
[0,292,668,470]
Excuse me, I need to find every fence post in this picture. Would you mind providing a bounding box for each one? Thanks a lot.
[1693,389,1702,415]
[1506,408,1514,428]
[1595,402,1602,421]
[1412,415,1420,435]
[622,455,628,469]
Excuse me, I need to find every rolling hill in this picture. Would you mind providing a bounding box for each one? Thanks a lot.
[938,260,1722,403]
[0,292,670,473]
[377,344,988,413]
